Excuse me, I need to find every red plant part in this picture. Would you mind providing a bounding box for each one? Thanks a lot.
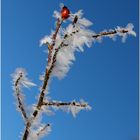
[61,6,70,20]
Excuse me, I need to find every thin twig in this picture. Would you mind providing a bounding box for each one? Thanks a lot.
[48,19,63,64]
[14,74,28,122]
[92,29,128,38]
[42,101,88,108]
[36,124,50,136]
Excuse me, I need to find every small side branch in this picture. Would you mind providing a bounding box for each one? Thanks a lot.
[14,73,28,121]
[92,29,128,39]
[42,101,88,108]
[42,100,91,117]
[36,124,51,137]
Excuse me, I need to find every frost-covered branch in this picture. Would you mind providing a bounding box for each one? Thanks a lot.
[47,19,64,64]
[25,123,51,140]
[22,13,79,139]
[36,124,51,137]
[22,7,67,140]
[14,76,28,121]
[42,100,91,117]
[12,3,136,140]
[92,23,136,42]
[43,101,89,108]
[34,9,78,114]
[41,9,136,79]
[12,68,36,122]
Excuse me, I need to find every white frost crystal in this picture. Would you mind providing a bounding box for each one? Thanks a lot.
[12,68,36,88]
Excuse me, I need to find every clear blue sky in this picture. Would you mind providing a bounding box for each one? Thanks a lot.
[2,0,139,140]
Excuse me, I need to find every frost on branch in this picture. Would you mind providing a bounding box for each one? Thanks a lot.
[12,3,136,140]
[40,35,52,46]
[27,124,51,140]
[11,68,36,121]
[12,68,36,89]
[116,23,136,42]
[70,10,93,27]
[41,99,91,118]
[62,100,92,117]
[41,7,136,79]
[20,123,51,140]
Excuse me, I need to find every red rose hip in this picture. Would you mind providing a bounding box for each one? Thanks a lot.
[61,6,70,20]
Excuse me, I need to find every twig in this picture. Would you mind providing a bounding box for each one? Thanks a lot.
[14,73,28,122]
[36,124,50,136]
[92,29,128,38]
[48,18,63,64]
[42,101,88,108]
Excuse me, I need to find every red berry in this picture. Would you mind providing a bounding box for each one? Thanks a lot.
[61,6,70,20]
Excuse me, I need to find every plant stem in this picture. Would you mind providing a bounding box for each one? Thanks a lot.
[22,19,63,140]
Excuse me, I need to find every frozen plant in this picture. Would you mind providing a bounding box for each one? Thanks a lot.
[12,4,136,140]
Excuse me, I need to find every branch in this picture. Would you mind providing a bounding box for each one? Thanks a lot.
[36,20,64,111]
[14,73,28,122]
[92,29,128,38]
[22,17,77,139]
[36,124,51,137]
[21,15,135,140]
[22,18,64,140]
[63,27,134,43]
[30,18,134,120]
[48,18,63,64]
[42,100,91,117]
[42,101,88,108]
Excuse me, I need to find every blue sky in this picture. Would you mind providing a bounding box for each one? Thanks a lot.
[2,0,139,140]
